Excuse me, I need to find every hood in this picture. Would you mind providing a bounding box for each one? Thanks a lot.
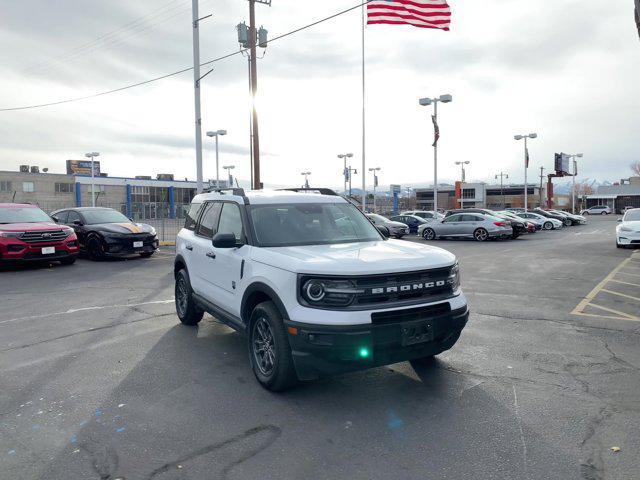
[251,240,457,275]
[0,222,61,232]
[619,220,640,231]
[90,222,155,235]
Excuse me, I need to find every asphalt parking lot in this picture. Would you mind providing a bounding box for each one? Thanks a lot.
[1,216,638,480]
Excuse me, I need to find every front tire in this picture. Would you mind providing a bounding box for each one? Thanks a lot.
[60,256,76,265]
[474,228,489,242]
[140,251,155,258]
[543,221,553,230]
[423,228,436,240]
[175,269,204,326]
[564,218,572,227]
[87,236,105,261]
[249,301,297,392]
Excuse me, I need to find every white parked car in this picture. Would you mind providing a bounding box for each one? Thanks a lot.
[581,205,612,215]
[174,189,468,391]
[401,210,444,222]
[616,208,640,248]
[517,211,563,230]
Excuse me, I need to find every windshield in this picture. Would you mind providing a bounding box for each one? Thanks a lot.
[82,209,130,224]
[624,210,640,221]
[249,202,382,247]
[0,206,52,224]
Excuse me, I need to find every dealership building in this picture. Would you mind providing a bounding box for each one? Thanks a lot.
[0,162,228,219]
[585,176,640,213]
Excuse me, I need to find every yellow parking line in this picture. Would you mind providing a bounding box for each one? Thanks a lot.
[600,289,640,303]
[586,303,639,321]
[609,279,640,288]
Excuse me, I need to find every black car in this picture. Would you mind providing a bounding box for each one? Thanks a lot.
[50,207,159,260]
[389,214,428,234]
[444,208,525,239]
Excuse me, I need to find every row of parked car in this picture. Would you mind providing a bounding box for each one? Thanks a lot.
[0,203,159,266]
[367,207,588,242]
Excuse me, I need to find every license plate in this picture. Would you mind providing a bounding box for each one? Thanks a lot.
[401,321,434,346]
[42,247,55,255]
[133,241,143,248]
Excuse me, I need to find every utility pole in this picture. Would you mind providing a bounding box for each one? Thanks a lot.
[539,166,545,208]
[369,167,380,213]
[192,0,204,194]
[249,0,264,190]
[495,172,509,209]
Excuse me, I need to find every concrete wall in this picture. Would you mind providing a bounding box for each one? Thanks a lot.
[0,171,76,211]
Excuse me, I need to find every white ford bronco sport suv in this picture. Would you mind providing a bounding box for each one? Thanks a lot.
[174,188,468,391]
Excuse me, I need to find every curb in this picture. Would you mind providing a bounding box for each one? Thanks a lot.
[160,241,176,247]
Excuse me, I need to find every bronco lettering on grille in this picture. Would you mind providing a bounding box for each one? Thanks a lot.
[369,280,446,295]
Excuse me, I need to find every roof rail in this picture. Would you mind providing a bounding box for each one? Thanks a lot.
[278,188,340,196]
[202,187,246,196]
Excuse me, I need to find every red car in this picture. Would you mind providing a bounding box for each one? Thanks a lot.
[0,203,79,265]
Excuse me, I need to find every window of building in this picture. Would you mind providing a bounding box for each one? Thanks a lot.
[462,189,475,199]
[0,180,11,192]
[55,183,74,193]
[22,182,35,193]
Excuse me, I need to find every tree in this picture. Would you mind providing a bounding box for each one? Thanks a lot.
[631,161,640,176]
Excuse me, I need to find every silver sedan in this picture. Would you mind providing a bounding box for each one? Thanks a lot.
[418,212,513,242]
[366,214,410,239]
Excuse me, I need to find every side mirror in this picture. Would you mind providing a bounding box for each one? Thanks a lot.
[617,218,622,222]
[212,232,238,248]
[73,220,83,226]
[376,225,390,238]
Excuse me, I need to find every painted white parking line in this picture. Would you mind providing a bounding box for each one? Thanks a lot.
[0,299,174,326]
[609,278,640,288]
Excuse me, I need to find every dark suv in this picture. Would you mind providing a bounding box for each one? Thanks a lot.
[0,203,78,265]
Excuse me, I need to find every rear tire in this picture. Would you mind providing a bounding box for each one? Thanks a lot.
[543,221,553,230]
[423,228,436,240]
[474,228,489,242]
[564,218,572,227]
[601,211,607,215]
[175,269,204,326]
[249,301,297,392]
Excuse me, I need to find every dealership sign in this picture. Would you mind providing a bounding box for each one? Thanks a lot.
[66,159,101,176]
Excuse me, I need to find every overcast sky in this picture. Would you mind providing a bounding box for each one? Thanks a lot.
[0,0,639,190]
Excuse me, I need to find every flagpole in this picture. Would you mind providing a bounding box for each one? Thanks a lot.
[361,1,366,212]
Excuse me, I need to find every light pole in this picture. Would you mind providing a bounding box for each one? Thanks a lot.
[495,172,509,209]
[84,152,100,207]
[223,165,235,187]
[455,161,470,209]
[338,153,353,193]
[567,153,583,214]
[301,171,311,188]
[368,167,380,213]
[347,166,358,198]
[419,94,453,213]
[514,133,538,211]
[206,130,227,188]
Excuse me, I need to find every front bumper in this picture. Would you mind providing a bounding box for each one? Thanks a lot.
[285,304,469,380]
[102,235,159,256]
[617,232,640,245]
[0,237,79,263]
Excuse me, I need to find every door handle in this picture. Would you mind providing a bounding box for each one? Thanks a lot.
[206,252,216,259]
[185,245,193,251]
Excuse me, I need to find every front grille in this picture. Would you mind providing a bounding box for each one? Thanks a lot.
[371,303,451,325]
[353,267,454,307]
[20,230,69,244]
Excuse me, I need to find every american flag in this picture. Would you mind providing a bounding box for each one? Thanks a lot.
[367,0,452,31]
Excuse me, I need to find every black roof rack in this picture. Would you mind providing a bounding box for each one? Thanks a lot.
[278,188,340,196]
[202,187,246,196]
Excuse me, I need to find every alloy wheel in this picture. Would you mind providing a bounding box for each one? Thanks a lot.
[424,229,435,240]
[176,277,188,317]
[474,229,488,242]
[252,317,276,376]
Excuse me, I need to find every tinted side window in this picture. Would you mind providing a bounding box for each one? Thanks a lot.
[196,202,222,239]
[217,203,244,241]
[53,211,68,223]
[444,214,461,223]
[67,211,81,224]
[184,202,202,231]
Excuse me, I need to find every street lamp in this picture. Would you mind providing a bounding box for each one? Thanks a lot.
[514,133,538,211]
[419,94,452,213]
[567,153,583,214]
[223,165,235,187]
[455,161,470,209]
[301,171,311,189]
[368,167,381,213]
[338,153,353,193]
[495,172,509,209]
[206,130,227,188]
[84,152,100,207]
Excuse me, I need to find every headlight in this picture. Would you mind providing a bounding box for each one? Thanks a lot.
[62,227,74,236]
[148,227,156,236]
[0,231,24,238]
[300,277,364,307]
[446,262,460,291]
[620,226,633,232]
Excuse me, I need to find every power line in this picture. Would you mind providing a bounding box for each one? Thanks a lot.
[1,1,369,113]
